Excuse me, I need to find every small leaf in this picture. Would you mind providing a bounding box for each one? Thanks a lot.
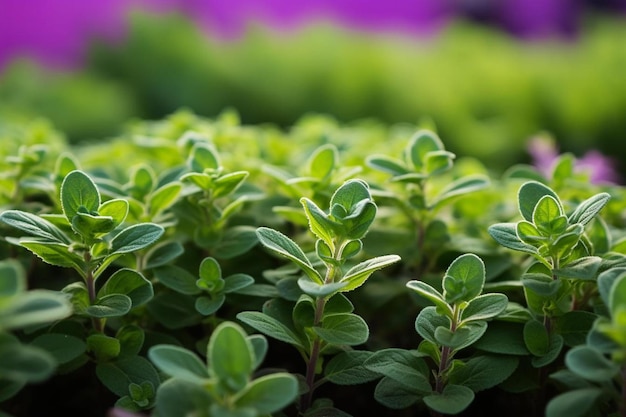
[329,179,372,212]
[298,278,348,298]
[98,268,153,307]
[424,150,454,176]
[429,175,489,208]
[448,355,519,392]
[188,143,220,172]
[98,199,129,229]
[153,265,201,295]
[71,212,115,237]
[213,171,249,199]
[255,227,322,284]
[442,253,485,304]
[373,377,422,409]
[148,182,182,215]
[609,273,626,316]
[406,129,445,171]
[208,322,254,391]
[0,343,56,382]
[212,225,259,259]
[18,240,85,271]
[300,197,338,246]
[423,384,474,415]
[488,223,539,255]
[307,144,337,180]
[0,290,72,330]
[313,313,369,346]
[340,255,401,292]
[406,280,452,317]
[554,256,602,281]
[148,345,210,383]
[434,324,487,350]
[153,378,212,417]
[86,294,132,318]
[87,333,121,362]
[60,170,101,222]
[365,155,409,176]
[195,295,225,315]
[233,373,298,414]
[363,348,431,391]
[524,319,549,356]
[568,192,610,226]
[460,293,508,324]
[236,311,304,349]
[415,306,450,345]
[145,241,185,269]
[518,181,559,222]
[30,333,86,365]
[223,274,255,293]
[110,223,164,255]
[532,196,564,233]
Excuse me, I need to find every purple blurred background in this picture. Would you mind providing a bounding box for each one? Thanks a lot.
[2,0,624,70]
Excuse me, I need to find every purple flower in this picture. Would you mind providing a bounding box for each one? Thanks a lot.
[527,135,620,184]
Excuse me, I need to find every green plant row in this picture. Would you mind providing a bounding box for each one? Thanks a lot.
[1,111,625,416]
[2,12,626,172]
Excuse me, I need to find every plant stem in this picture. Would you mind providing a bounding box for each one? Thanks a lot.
[300,296,326,412]
[435,305,459,393]
[84,252,103,333]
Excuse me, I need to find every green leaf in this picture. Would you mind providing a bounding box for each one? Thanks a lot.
[442,253,485,304]
[565,345,620,382]
[208,322,254,392]
[87,333,121,362]
[406,129,445,171]
[434,323,487,350]
[532,196,564,233]
[546,388,604,417]
[558,311,597,347]
[423,384,474,415]
[488,223,539,255]
[86,294,132,318]
[148,182,182,215]
[524,319,549,356]
[116,325,145,358]
[329,179,372,213]
[448,355,519,392]
[516,221,543,245]
[406,280,452,317]
[153,265,201,295]
[609,273,626,315]
[532,334,564,367]
[145,241,185,269]
[518,181,559,222]
[195,295,225,315]
[522,273,562,297]
[568,192,610,226]
[473,321,529,355]
[233,373,298,413]
[339,255,401,292]
[148,345,210,383]
[0,210,70,244]
[300,197,338,246]
[363,348,431,391]
[223,274,255,293]
[429,175,489,208]
[554,256,602,281]
[373,376,422,409]
[324,351,380,385]
[98,198,129,229]
[0,260,24,297]
[424,150,454,176]
[365,155,409,176]
[236,311,304,349]
[19,240,85,271]
[0,343,56,382]
[30,333,86,365]
[0,290,72,330]
[198,257,223,291]
[60,170,101,222]
[313,313,369,346]
[255,227,322,284]
[298,278,348,298]
[415,306,450,345]
[213,171,249,199]
[307,144,337,180]
[460,293,508,324]
[153,378,212,417]
[109,223,164,255]
[98,268,154,307]
[96,356,161,398]
[188,143,220,172]
[212,225,259,259]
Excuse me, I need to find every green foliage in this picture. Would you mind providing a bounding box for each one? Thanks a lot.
[148,321,298,417]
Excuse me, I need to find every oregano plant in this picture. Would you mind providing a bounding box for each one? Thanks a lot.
[236,178,400,415]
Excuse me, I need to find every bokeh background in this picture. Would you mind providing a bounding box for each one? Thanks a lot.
[1,0,625,178]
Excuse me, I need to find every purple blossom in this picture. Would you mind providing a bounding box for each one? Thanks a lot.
[527,135,620,184]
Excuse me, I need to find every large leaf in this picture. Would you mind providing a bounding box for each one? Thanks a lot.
[60,170,101,222]
[255,227,322,284]
[546,388,604,417]
[487,223,539,255]
[324,351,380,385]
[373,376,422,409]
[448,355,519,392]
[85,294,132,318]
[565,345,620,382]
[363,348,430,391]
[19,240,85,271]
[98,268,154,307]
[460,293,508,324]
[0,210,70,244]
[423,384,474,415]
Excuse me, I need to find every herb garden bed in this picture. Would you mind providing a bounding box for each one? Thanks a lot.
[1,112,624,417]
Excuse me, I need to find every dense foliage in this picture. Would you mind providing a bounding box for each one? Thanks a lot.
[1,110,625,416]
[1,12,626,175]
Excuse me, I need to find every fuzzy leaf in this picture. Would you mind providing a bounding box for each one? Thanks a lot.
[98,198,129,229]
[213,171,249,199]
[255,227,322,284]
[324,351,380,385]
[300,197,338,245]
[442,253,485,304]
[60,170,101,222]
[568,193,610,227]
[233,373,298,414]
[553,256,601,281]
[406,280,452,317]
[148,345,209,383]
[340,255,401,292]
[363,348,430,391]
[488,223,539,255]
[19,240,85,271]
[307,144,337,180]
[86,294,132,318]
[208,322,254,391]
[518,181,559,222]
[98,268,153,308]
[460,293,508,324]
[546,388,603,417]
[448,355,519,392]
[0,210,70,244]
[148,182,182,215]
[429,174,489,208]
[188,143,220,172]
[153,265,201,295]
[406,130,444,171]
[313,313,369,346]
[373,377,422,409]
[110,223,164,255]
[565,345,620,382]
[297,278,348,298]
[236,311,304,349]
[423,384,474,415]
[0,343,56,382]
[365,155,409,176]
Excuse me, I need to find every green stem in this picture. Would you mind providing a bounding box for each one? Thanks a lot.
[84,252,103,333]
[435,304,459,393]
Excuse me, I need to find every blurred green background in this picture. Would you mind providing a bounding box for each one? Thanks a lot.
[1,2,625,178]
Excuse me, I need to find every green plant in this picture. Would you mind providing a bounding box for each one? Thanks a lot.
[236,178,400,415]
[148,321,298,417]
